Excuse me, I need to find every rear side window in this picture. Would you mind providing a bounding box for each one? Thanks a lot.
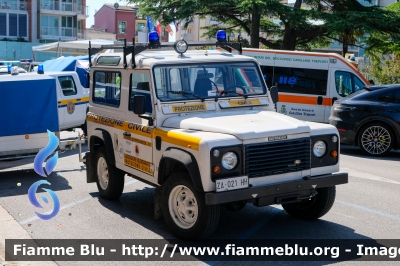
[261,66,328,95]
[93,71,121,107]
[58,76,77,96]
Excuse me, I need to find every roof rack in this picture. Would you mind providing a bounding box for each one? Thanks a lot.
[88,38,242,69]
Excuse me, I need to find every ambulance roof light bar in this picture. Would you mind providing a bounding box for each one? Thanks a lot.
[88,30,242,69]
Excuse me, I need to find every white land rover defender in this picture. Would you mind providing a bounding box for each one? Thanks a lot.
[84,31,348,239]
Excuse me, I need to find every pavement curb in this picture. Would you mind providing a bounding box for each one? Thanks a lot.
[0,205,58,266]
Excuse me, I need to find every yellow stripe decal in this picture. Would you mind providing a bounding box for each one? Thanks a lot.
[88,112,202,150]
[87,112,153,138]
[228,99,261,106]
[58,96,90,105]
[124,153,154,174]
[172,103,207,113]
[153,128,202,151]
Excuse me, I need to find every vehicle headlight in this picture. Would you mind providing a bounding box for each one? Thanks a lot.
[313,141,326,157]
[221,152,238,170]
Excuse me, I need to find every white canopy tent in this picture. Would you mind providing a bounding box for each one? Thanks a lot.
[32,39,116,61]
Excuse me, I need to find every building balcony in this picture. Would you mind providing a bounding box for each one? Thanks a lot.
[0,0,27,11]
[40,1,89,17]
[77,29,85,39]
[40,26,77,40]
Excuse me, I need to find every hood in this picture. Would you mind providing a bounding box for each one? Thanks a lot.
[162,111,310,140]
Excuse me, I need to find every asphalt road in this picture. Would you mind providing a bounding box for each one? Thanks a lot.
[0,132,400,266]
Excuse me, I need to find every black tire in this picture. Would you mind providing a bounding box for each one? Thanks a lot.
[282,186,336,220]
[358,122,394,156]
[94,147,124,200]
[162,172,220,239]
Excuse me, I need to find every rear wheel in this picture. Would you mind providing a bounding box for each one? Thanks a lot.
[95,147,124,199]
[358,122,393,156]
[282,186,336,220]
[162,172,220,239]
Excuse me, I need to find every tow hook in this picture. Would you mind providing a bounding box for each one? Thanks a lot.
[296,190,318,201]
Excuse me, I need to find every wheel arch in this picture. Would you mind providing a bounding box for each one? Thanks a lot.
[158,148,204,192]
[355,118,399,149]
[89,128,116,165]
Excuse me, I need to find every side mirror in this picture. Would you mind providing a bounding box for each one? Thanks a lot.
[269,86,279,104]
[132,95,146,115]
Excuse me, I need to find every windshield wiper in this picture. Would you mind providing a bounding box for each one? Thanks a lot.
[166,90,205,101]
[219,90,248,99]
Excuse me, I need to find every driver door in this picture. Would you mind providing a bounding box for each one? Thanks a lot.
[120,71,155,182]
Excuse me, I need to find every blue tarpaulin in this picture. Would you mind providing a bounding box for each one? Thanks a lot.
[42,55,89,71]
[0,75,59,137]
[41,56,90,88]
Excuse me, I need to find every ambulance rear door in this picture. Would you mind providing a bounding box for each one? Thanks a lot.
[271,52,330,123]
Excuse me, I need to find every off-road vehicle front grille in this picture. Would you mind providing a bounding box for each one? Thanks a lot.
[244,138,311,178]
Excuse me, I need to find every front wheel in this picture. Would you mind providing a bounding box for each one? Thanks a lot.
[162,172,220,239]
[358,123,393,156]
[282,186,336,220]
[95,147,124,200]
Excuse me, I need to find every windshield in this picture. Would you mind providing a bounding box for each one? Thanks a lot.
[153,62,267,102]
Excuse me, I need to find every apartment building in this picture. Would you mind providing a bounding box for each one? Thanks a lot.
[0,0,88,43]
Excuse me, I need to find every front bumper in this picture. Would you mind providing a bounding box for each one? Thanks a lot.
[205,172,348,205]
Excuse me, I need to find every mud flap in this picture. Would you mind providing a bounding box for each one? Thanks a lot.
[86,152,97,183]
[154,186,163,220]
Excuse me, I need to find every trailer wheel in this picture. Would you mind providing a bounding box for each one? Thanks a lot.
[282,186,336,220]
[95,147,124,199]
[162,172,220,239]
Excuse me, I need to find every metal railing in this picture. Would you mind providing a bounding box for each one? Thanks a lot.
[0,1,27,11]
[41,26,77,38]
[40,1,88,15]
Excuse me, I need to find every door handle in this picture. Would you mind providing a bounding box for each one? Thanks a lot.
[317,96,323,105]
[332,97,338,105]
[76,98,81,101]
[123,132,131,137]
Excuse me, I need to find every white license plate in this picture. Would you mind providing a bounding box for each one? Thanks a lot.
[216,176,248,192]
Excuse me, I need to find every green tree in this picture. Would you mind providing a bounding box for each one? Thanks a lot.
[132,0,400,54]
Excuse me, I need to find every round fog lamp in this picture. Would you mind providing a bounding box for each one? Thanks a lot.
[174,40,188,54]
[331,136,338,143]
[213,150,220,157]
[221,152,237,170]
[313,141,326,157]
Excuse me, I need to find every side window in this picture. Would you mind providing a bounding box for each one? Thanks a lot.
[272,67,327,95]
[58,76,77,96]
[335,71,353,97]
[130,73,152,114]
[93,71,121,107]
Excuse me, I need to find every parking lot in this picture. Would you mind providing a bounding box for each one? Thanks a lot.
[0,130,400,265]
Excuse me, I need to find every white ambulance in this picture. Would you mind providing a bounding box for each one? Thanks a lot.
[84,32,348,239]
[243,49,370,123]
